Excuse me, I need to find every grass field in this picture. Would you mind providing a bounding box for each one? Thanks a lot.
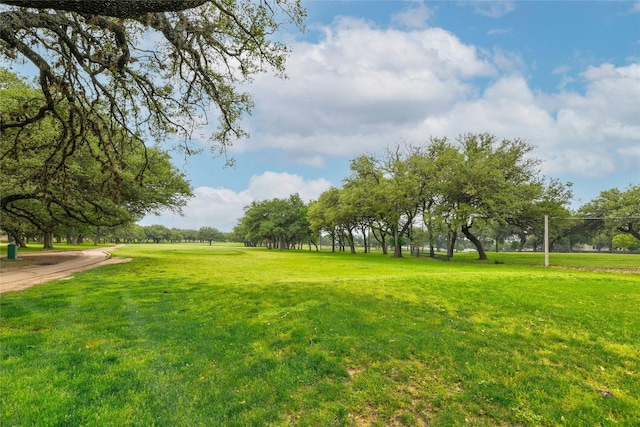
[1,244,639,426]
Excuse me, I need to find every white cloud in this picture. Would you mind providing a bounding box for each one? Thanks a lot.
[415,63,640,178]
[544,63,640,175]
[237,18,495,162]
[234,15,639,182]
[553,65,570,75]
[416,75,557,144]
[491,48,527,73]
[142,12,638,230]
[617,144,640,169]
[466,1,516,18]
[487,28,512,36]
[142,172,331,231]
[245,171,331,202]
[391,2,434,29]
[141,187,250,232]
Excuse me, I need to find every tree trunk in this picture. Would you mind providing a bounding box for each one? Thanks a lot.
[8,230,26,248]
[93,227,102,245]
[428,229,436,258]
[533,238,540,252]
[461,225,487,260]
[360,226,368,253]
[347,229,356,254]
[43,231,54,249]
[392,225,402,258]
[448,231,457,259]
[517,233,526,252]
[371,227,388,255]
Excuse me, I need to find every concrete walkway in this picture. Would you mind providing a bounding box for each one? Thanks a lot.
[0,246,130,294]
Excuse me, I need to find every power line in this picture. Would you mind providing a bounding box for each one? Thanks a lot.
[544,214,639,267]
[549,216,640,220]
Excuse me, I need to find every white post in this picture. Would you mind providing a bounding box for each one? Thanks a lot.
[544,215,549,267]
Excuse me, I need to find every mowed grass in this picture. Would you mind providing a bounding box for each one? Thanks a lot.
[1,244,639,426]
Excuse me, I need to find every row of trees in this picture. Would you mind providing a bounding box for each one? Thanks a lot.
[309,133,572,260]
[234,134,639,258]
[116,224,228,244]
[9,223,229,247]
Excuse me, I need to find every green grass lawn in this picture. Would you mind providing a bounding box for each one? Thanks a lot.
[1,244,639,426]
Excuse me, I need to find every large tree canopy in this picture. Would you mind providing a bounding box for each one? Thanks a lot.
[1,69,193,248]
[438,133,545,260]
[0,0,305,160]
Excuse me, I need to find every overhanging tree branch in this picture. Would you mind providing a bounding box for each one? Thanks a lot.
[1,0,304,155]
[0,1,208,18]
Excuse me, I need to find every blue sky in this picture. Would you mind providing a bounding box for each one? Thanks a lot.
[99,2,640,230]
[147,0,639,231]
[2,2,636,231]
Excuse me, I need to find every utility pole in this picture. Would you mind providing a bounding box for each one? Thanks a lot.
[544,215,549,267]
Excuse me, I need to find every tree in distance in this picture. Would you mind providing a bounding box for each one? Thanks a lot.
[612,233,640,252]
[579,184,640,240]
[237,194,312,250]
[198,226,225,245]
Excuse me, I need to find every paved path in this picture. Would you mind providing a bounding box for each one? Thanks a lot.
[0,246,130,294]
